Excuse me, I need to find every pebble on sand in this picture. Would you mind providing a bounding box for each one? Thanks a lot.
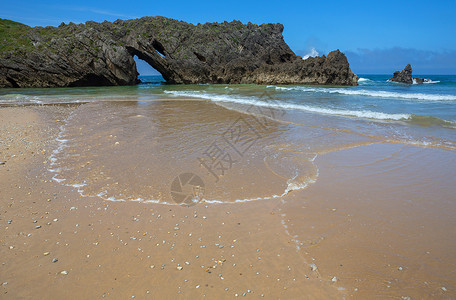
[60,270,68,275]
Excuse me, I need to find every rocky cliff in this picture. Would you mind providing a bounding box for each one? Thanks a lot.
[0,17,358,88]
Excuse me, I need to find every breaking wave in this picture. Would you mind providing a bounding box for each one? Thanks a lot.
[164,90,412,120]
[269,86,456,102]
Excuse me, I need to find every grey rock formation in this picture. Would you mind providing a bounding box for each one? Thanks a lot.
[389,64,413,84]
[412,77,432,84]
[389,64,431,84]
[0,17,358,88]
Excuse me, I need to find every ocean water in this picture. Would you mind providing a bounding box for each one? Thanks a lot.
[2,74,455,123]
[2,74,455,124]
[1,74,455,205]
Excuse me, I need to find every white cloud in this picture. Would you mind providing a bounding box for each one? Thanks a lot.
[302,48,319,60]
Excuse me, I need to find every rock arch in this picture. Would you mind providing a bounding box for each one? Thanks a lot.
[0,17,358,88]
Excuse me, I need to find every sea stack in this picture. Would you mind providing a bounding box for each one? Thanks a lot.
[389,64,430,84]
[0,17,358,88]
[389,64,413,84]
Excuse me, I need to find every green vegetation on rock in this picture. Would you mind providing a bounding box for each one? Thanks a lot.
[0,19,33,53]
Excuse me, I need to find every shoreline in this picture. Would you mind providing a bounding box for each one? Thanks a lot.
[1,103,455,298]
[0,105,342,298]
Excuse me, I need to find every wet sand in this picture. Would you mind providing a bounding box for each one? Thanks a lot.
[281,143,456,299]
[1,103,456,299]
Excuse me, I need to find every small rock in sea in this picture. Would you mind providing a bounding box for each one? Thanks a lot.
[60,270,68,275]
[35,225,41,229]
[52,258,58,263]
[331,276,338,282]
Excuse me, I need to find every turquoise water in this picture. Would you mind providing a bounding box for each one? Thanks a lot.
[1,74,455,148]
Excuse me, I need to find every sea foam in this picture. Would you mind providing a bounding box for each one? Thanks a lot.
[164,90,412,120]
[270,86,456,102]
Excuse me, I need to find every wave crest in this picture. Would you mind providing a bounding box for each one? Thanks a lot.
[270,86,456,102]
[164,90,411,120]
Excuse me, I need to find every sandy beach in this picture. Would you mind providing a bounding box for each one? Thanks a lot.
[1,102,455,299]
[1,104,341,299]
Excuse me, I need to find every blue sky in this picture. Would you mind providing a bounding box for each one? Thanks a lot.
[2,0,456,74]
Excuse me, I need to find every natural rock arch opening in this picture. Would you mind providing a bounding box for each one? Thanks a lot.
[151,40,166,57]
[133,55,161,77]
[126,46,173,83]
